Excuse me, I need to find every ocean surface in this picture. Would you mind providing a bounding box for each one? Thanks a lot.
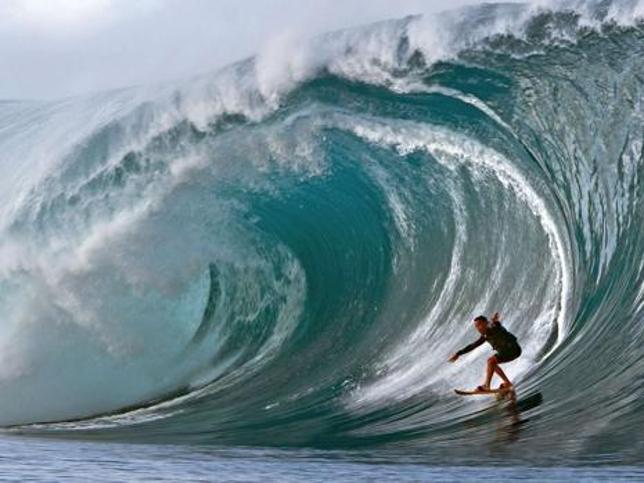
[1,0,644,480]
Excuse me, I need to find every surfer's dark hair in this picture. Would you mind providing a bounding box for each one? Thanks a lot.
[474,315,488,323]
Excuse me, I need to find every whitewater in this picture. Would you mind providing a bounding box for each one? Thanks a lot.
[0,0,644,478]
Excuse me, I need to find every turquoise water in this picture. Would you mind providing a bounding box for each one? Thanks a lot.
[0,0,644,478]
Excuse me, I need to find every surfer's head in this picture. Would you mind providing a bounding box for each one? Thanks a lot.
[474,315,489,334]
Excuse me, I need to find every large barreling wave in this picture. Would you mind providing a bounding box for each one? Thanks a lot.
[1,0,643,464]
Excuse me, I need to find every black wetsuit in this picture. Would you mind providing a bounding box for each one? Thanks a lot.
[456,321,521,363]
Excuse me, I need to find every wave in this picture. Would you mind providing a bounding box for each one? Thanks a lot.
[1,0,643,464]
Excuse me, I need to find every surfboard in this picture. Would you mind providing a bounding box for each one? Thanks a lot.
[454,386,513,396]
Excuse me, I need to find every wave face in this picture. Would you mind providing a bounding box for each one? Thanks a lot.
[1,0,644,464]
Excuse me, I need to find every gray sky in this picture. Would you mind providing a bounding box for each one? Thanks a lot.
[0,0,518,100]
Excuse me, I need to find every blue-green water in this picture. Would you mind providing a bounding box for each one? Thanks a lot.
[1,0,644,479]
[2,439,643,481]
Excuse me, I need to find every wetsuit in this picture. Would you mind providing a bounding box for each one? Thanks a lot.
[456,321,521,363]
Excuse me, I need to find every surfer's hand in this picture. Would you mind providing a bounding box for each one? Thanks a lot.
[491,312,500,323]
[448,353,459,363]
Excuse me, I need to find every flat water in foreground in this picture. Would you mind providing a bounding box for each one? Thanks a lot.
[0,437,641,482]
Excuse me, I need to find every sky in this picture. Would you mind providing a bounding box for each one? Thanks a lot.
[0,0,521,100]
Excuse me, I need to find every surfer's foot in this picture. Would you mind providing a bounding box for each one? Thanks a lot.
[477,385,490,391]
[500,382,513,389]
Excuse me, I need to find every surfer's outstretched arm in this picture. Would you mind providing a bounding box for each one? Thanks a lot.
[491,311,502,327]
[449,336,485,362]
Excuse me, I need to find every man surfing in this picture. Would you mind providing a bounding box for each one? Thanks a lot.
[449,312,521,392]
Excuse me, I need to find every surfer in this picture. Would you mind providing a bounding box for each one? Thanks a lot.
[448,312,521,391]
